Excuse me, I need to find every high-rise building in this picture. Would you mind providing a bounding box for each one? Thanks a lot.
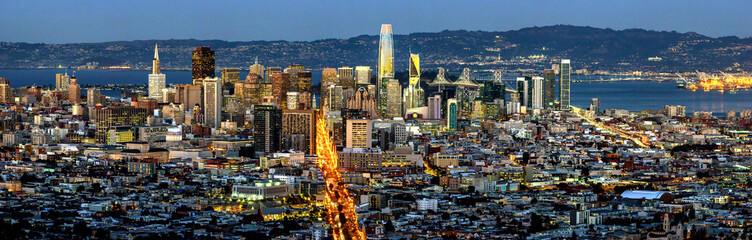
[281,109,317,154]
[87,88,100,106]
[559,59,571,110]
[543,69,556,110]
[56,72,70,90]
[480,81,505,102]
[386,79,402,118]
[346,119,372,148]
[355,66,371,85]
[265,67,281,84]
[192,47,215,85]
[377,24,394,115]
[516,77,528,107]
[298,71,312,93]
[447,98,458,131]
[249,57,265,80]
[253,105,282,154]
[221,68,240,86]
[69,75,81,104]
[271,73,290,109]
[0,78,11,104]
[590,98,600,114]
[286,92,299,110]
[95,106,147,143]
[320,68,338,109]
[531,76,544,110]
[345,86,378,118]
[338,67,355,89]
[175,84,203,111]
[404,53,424,110]
[327,85,344,113]
[203,77,221,129]
[148,44,166,100]
[428,95,441,119]
[284,66,302,92]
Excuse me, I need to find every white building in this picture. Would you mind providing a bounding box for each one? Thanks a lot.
[417,198,438,211]
[148,44,166,100]
[232,180,290,200]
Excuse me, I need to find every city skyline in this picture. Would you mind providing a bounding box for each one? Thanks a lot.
[1,0,751,44]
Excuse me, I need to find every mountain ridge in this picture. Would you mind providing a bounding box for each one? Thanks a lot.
[1,25,751,72]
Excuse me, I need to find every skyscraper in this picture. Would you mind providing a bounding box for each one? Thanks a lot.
[338,67,355,89]
[404,53,424,110]
[249,57,265,80]
[355,66,371,85]
[281,109,317,154]
[87,88,100,106]
[386,79,402,118]
[590,98,600,114]
[0,78,11,104]
[56,72,70,90]
[271,73,290,109]
[69,75,81,104]
[516,77,528,107]
[428,95,441,119]
[253,105,282,154]
[543,69,556,109]
[221,68,240,86]
[560,59,571,110]
[377,24,394,115]
[192,47,215,85]
[531,76,544,110]
[447,98,458,131]
[148,44,166,100]
[203,77,222,129]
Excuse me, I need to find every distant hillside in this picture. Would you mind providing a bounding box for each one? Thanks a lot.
[1,25,751,72]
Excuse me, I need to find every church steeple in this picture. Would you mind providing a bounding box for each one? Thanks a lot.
[152,43,161,74]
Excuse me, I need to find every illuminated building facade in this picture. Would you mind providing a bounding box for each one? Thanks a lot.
[404,53,424,110]
[346,119,372,148]
[0,78,11,104]
[377,24,394,115]
[271,73,290,109]
[531,76,544,110]
[338,67,355,89]
[192,46,215,85]
[148,44,166,100]
[95,106,147,143]
[386,79,402,118]
[282,109,317,154]
[56,72,70,90]
[249,57,264,80]
[221,68,240,86]
[355,66,371,85]
[203,77,221,129]
[253,105,282,153]
[559,59,571,110]
[447,98,458,131]
[543,69,556,109]
[428,95,441,119]
[68,75,81,104]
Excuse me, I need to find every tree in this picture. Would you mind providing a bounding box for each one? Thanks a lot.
[385,220,396,232]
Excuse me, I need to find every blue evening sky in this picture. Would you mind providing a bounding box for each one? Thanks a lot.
[1,0,750,43]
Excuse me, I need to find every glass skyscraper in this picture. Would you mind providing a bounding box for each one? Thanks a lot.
[559,59,571,110]
[377,24,394,115]
[543,69,556,109]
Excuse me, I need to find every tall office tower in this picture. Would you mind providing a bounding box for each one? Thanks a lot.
[87,88,100,106]
[355,66,371,85]
[297,71,312,93]
[0,78,11,104]
[176,84,203,111]
[286,92,299,110]
[238,73,262,108]
[480,81,505,102]
[590,98,600,113]
[69,75,81,104]
[338,67,355,89]
[221,68,240,86]
[148,44,166,100]
[543,69,556,109]
[447,98,458,131]
[386,79,402,118]
[346,86,378,118]
[327,85,344,113]
[265,67,281,84]
[271,73,290,109]
[192,47,215,85]
[531,76,544,110]
[559,59,571,110]
[281,109,317,154]
[428,95,441,119]
[404,53,424,110]
[377,24,394,115]
[346,119,372,148]
[56,72,70,90]
[95,106,147,143]
[249,57,265,79]
[203,77,221,129]
[298,92,312,109]
[253,105,282,153]
[284,66,302,92]
[515,77,528,107]
[321,68,338,107]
